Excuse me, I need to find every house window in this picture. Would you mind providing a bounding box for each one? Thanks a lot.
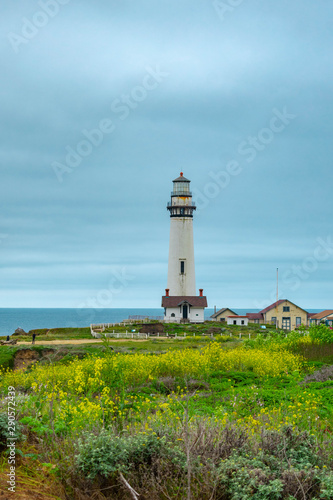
[241,320,244,325]
[196,314,199,316]
[283,306,290,312]
[296,317,301,326]
[171,313,175,317]
[180,261,185,274]
[271,317,277,325]
[233,320,237,325]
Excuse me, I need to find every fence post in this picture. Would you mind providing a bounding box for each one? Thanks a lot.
[117,333,119,338]
[249,333,251,339]
[239,332,242,339]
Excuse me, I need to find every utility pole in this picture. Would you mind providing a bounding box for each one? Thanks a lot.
[276,268,279,329]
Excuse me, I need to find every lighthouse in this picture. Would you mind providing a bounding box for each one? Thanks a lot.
[162,173,207,323]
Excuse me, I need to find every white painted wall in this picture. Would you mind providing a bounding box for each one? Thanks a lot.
[164,307,182,323]
[190,308,204,323]
[164,306,204,323]
[167,215,196,296]
[227,317,249,326]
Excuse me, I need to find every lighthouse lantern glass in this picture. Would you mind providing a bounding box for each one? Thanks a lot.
[173,181,190,195]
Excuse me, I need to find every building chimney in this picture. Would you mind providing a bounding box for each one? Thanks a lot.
[199,289,203,297]
[165,288,170,297]
[214,305,217,314]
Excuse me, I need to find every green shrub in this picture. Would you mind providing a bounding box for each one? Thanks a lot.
[319,471,333,499]
[20,415,67,437]
[309,325,333,344]
[0,347,17,369]
[0,412,23,450]
[217,426,326,499]
[219,455,284,499]
[75,430,186,480]
[215,335,234,343]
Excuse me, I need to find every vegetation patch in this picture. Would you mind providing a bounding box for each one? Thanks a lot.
[0,325,332,499]
[0,346,17,370]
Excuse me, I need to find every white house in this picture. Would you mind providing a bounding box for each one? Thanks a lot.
[162,291,207,323]
[227,315,249,326]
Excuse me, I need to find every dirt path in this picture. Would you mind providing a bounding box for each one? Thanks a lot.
[17,338,150,345]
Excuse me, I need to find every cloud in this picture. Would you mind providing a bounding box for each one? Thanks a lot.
[1,0,332,307]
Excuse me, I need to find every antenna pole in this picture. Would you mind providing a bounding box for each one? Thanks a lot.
[276,268,279,329]
[277,268,279,304]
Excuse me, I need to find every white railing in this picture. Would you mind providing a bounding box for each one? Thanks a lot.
[91,323,124,330]
[90,326,188,340]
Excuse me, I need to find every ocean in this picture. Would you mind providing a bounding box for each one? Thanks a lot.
[0,308,259,336]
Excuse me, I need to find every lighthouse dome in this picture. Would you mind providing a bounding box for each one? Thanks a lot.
[173,172,190,183]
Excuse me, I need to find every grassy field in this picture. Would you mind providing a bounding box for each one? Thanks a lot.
[0,324,333,499]
[1,321,276,342]
[2,327,93,342]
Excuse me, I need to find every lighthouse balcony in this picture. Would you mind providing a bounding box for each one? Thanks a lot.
[167,202,196,209]
[167,205,196,217]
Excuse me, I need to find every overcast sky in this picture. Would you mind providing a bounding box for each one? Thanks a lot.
[1,0,332,310]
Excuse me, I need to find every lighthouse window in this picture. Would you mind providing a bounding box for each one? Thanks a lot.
[174,182,189,195]
[180,208,184,215]
[180,261,185,274]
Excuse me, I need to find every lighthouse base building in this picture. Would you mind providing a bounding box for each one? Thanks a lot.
[162,291,207,324]
[162,173,207,323]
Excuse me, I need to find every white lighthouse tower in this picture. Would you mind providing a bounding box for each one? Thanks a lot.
[162,173,207,323]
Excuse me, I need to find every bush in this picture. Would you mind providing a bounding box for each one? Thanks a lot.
[319,472,333,499]
[217,426,326,499]
[219,456,284,499]
[309,325,333,344]
[75,430,186,480]
[0,412,23,451]
[0,347,17,369]
[301,365,333,385]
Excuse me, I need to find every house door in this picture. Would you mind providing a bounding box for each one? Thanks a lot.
[282,317,291,330]
[183,305,188,319]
